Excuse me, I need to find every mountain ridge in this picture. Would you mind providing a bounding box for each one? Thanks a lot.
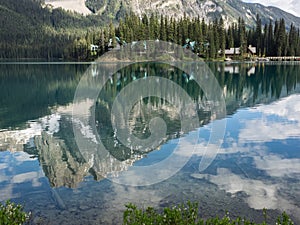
[45,0,300,29]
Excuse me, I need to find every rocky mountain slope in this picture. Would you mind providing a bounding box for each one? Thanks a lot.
[116,0,300,28]
[47,0,300,29]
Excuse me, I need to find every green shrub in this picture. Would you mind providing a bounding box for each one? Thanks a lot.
[123,201,294,225]
[0,200,30,225]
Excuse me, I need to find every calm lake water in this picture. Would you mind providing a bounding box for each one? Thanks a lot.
[0,62,300,224]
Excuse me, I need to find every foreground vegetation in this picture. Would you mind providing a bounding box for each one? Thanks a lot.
[0,199,295,224]
[0,200,30,224]
[123,202,294,225]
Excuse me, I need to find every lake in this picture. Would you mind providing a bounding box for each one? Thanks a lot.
[0,61,300,224]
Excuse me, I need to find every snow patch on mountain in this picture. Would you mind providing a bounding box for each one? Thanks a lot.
[45,0,91,15]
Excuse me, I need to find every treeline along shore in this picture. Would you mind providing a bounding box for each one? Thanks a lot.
[1,0,300,60]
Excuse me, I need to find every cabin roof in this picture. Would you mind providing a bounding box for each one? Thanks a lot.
[225,48,240,55]
[248,45,256,54]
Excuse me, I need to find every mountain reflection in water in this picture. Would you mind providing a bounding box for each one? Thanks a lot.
[0,62,300,224]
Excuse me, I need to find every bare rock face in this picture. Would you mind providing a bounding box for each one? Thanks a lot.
[127,0,212,19]
[124,0,300,29]
[46,0,300,29]
[34,131,91,188]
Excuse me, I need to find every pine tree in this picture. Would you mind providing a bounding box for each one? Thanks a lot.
[109,21,116,47]
[182,13,189,44]
[142,14,150,40]
[213,19,220,58]
[168,17,175,42]
[201,18,207,37]
[149,13,159,40]
[208,30,215,59]
[296,29,300,55]
[188,20,195,41]
[288,23,297,56]
[160,15,166,41]
[263,24,268,56]
[255,14,262,56]
[219,18,226,58]
[195,16,203,54]
[164,16,169,41]
[267,20,274,56]
[233,23,239,47]
[275,18,286,56]
[227,25,234,48]
[238,18,247,56]
[177,19,183,45]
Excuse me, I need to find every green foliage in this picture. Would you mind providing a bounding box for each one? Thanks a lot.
[85,0,106,13]
[0,0,104,60]
[123,201,198,225]
[0,200,30,225]
[116,13,300,59]
[275,211,294,225]
[123,202,295,225]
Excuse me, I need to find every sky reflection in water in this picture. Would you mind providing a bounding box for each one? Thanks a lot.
[0,62,300,224]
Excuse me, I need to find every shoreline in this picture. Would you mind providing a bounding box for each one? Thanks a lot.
[1,57,300,64]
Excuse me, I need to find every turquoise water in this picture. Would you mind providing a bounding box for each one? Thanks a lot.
[0,62,300,224]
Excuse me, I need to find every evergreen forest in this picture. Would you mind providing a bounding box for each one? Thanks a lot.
[1,0,300,60]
